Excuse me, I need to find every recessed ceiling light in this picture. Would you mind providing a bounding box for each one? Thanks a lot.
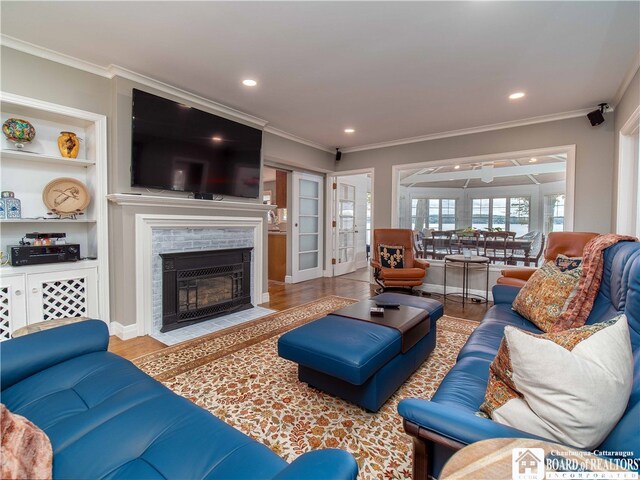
[212,136,222,142]
[242,79,257,87]
[454,165,460,170]
[529,157,537,163]
[509,92,526,100]
[344,128,355,133]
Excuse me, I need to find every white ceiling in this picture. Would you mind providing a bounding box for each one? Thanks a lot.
[2,2,639,150]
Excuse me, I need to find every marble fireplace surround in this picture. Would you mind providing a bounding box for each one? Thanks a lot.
[134,213,267,337]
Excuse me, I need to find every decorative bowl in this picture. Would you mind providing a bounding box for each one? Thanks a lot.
[2,117,36,148]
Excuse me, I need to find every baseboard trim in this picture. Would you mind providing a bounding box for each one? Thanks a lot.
[261,292,270,304]
[110,321,139,340]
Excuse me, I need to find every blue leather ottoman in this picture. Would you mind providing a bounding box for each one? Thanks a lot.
[278,294,443,411]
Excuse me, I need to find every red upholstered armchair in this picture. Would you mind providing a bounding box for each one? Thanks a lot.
[371,229,430,293]
[496,231,599,287]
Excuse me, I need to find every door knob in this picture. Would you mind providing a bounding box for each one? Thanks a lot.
[15,290,22,296]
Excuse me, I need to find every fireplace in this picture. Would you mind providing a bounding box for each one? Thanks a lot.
[161,248,252,332]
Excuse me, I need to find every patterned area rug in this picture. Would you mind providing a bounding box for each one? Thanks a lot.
[134,296,478,479]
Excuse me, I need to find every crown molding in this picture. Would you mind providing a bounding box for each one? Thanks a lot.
[107,65,268,129]
[263,126,334,153]
[613,49,640,106]
[341,108,600,153]
[1,34,111,78]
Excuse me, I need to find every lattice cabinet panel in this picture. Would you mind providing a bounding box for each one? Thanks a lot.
[41,277,87,320]
[0,275,27,341]
[27,268,98,324]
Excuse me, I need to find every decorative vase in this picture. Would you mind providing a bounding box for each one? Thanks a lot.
[2,117,36,150]
[2,191,21,219]
[57,131,80,158]
[0,198,5,220]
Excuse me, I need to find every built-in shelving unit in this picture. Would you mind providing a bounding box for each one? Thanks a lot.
[0,92,109,339]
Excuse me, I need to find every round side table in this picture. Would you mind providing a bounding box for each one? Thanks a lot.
[443,254,490,306]
[440,437,631,480]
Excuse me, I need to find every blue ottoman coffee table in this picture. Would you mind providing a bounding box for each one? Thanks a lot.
[278,293,443,411]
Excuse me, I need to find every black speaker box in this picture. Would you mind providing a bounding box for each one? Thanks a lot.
[335,150,342,161]
[587,109,605,126]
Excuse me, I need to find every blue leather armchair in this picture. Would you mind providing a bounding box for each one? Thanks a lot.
[0,321,358,480]
[399,241,640,479]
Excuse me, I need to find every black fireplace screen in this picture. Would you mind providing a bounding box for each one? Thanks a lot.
[161,248,252,332]
[178,276,234,313]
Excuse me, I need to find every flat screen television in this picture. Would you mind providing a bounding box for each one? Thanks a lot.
[131,88,262,198]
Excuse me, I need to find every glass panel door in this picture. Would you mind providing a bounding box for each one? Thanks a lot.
[290,172,324,283]
[334,182,357,276]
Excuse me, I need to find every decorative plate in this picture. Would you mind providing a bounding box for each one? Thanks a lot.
[42,177,90,214]
[2,117,36,143]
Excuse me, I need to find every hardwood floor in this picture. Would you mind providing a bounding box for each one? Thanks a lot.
[109,275,491,360]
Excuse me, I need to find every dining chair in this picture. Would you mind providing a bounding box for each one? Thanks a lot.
[481,231,515,264]
[430,231,453,259]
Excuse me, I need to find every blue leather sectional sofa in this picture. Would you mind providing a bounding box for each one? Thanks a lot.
[0,321,358,479]
[399,240,640,479]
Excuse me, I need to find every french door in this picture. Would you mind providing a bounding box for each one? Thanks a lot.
[333,180,358,276]
[290,172,324,283]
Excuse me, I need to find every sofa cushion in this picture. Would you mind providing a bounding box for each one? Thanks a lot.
[481,315,633,449]
[431,356,493,412]
[456,304,542,361]
[512,257,582,332]
[1,351,288,480]
[1,403,52,480]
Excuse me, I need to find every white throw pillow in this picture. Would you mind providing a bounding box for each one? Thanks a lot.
[489,315,633,450]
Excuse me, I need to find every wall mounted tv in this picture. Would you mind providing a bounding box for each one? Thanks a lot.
[131,88,262,199]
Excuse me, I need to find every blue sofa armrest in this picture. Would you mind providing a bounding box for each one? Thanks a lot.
[0,319,109,390]
[492,285,521,305]
[398,398,546,446]
[272,449,358,480]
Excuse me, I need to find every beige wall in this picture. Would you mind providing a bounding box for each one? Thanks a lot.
[1,47,111,116]
[336,116,615,233]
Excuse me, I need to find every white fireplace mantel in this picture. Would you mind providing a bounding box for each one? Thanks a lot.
[107,193,275,212]
[133,214,267,337]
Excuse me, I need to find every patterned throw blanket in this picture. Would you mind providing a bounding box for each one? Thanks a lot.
[1,404,52,480]
[551,233,638,332]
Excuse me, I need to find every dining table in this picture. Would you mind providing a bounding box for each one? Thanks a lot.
[422,235,534,265]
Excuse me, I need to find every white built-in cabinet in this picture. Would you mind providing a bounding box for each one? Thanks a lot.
[0,92,109,339]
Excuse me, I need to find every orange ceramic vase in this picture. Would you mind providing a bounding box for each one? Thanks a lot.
[57,131,79,158]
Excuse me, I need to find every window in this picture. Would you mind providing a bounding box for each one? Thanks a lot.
[473,197,530,233]
[509,197,530,236]
[544,194,565,233]
[412,198,456,231]
[471,198,490,230]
